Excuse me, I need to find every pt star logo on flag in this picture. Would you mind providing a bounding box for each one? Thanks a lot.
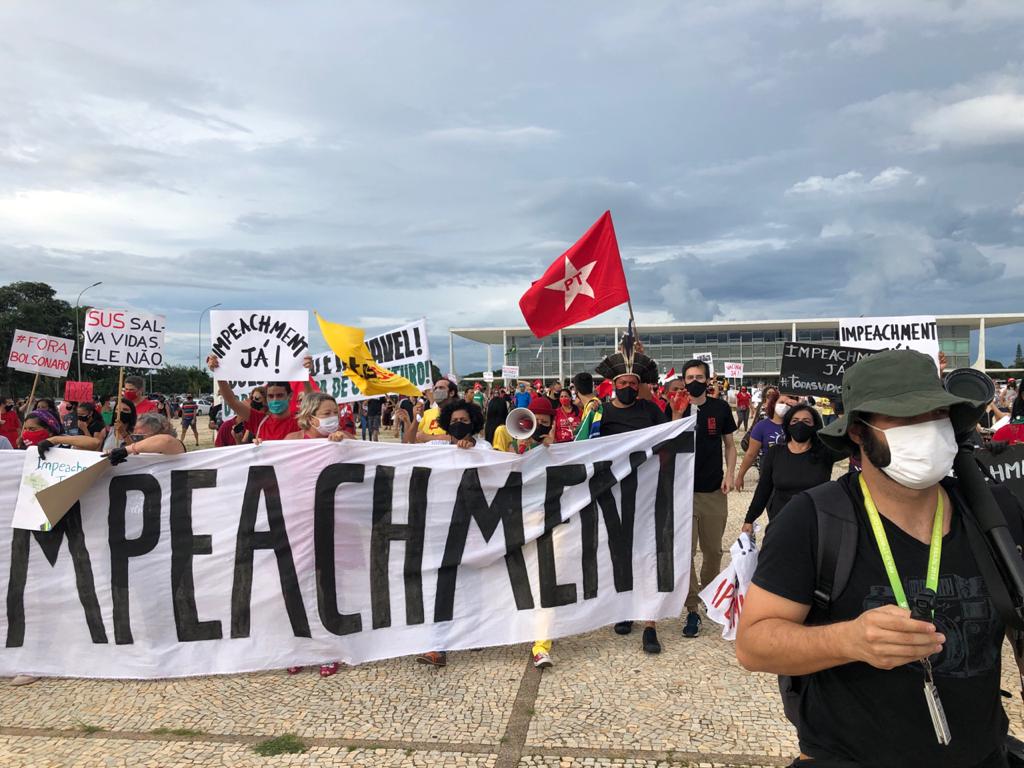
[545,257,597,310]
[519,211,630,338]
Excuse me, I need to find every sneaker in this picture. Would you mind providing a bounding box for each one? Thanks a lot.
[10,675,39,687]
[416,651,447,667]
[683,611,701,638]
[642,627,661,654]
[613,621,633,635]
[532,652,553,669]
[319,662,340,678]
[286,666,304,675]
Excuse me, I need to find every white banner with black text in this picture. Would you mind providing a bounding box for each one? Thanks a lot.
[0,418,694,678]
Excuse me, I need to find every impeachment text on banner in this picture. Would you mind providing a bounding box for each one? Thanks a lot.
[0,417,695,678]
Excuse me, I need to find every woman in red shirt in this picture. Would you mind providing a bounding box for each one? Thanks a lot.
[993,388,1024,445]
[284,392,351,678]
[553,391,581,443]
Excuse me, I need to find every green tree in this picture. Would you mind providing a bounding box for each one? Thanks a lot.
[986,359,1005,369]
[0,282,77,396]
[1015,343,1024,369]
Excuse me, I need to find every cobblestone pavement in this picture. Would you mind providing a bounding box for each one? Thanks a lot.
[3,427,1023,766]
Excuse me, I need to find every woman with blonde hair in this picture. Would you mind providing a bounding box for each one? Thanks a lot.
[285,392,351,442]
[283,391,348,677]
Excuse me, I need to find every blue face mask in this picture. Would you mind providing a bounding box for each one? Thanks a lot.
[267,399,289,415]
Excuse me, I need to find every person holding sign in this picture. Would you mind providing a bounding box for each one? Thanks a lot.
[285,392,351,442]
[208,355,300,442]
[594,348,668,653]
[17,409,62,449]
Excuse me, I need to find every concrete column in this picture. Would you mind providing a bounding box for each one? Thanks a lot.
[449,332,455,376]
[487,345,493,376]
[973,317,986,371]
[558,329,564,383]
[791,322,797,341]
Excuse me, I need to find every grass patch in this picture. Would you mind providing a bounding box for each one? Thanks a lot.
[252,733,308,756]
[75,721,104,734]
[151,727,205,737]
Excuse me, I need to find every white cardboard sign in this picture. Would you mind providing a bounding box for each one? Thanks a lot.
[838,315,940,366]
[210,310,309,381]
[82,309,165,368]
[7,329,74,377]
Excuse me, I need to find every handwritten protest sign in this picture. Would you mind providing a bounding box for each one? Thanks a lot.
[724,362,743,379]
[695,352,715,376]
[839,315,940,366]
[210,310,309,381]
[64,381,94,403]
[778,342,876,398]
[502,365,520,379]
[364,318,430,368]
[306,318,433,395]
[483,371,494,383]
[12,448,108,531]
[82,309,165,368]
[7,329,74,377]
[0,418,695,677]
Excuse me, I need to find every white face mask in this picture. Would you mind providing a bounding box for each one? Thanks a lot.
[863,418,958,490]
[315,416,340,436]
[774,403,791,418]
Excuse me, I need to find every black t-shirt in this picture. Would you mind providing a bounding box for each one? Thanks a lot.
[744,444,839,524]
[399,399,414,419]
[753,472,1023,767]
[366,398,383,418]
[599,399,667,437]
[681,397,737,493]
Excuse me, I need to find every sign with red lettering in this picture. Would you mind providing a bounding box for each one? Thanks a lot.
[6,329,75,377]
[82,308,165,368]
[64,381,94,403]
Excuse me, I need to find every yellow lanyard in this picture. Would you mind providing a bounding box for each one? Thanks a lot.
[858,474,943,612]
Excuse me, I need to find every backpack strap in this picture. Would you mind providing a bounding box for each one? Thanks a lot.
[804,479,860,621]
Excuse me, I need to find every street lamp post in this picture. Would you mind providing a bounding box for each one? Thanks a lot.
[75,281,103,381]
[198,303,222,368]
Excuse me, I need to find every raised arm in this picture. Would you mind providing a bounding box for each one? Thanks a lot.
[207,354,251,422]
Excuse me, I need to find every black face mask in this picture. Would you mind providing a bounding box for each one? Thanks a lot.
[615,387,637,406]
[789,422,816,443]
[685,380,708,397]
[533,422,551,439]
[448,422,474,440]
[250,400,265,411]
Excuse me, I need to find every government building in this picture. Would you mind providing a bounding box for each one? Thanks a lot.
[449,313,1024,384]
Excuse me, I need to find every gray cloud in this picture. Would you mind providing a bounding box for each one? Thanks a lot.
[0,1,1022,371]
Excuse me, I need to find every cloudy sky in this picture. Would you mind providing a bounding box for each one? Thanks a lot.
[2,0,1023,373]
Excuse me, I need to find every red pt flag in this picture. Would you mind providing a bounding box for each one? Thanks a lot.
[518,211,630,338]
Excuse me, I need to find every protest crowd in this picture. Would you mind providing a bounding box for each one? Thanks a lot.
[3,214,1024,768]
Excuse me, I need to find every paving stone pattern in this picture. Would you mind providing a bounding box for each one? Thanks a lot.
[2,427,1022,766]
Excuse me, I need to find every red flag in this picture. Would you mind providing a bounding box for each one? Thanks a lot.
[518,211,630,338]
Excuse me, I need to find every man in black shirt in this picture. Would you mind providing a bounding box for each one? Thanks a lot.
[595,347,667,652]
[737,349,1022,768]
[669,359,737,638]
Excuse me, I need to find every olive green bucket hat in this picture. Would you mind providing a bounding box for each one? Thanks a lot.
[818,348,986,454]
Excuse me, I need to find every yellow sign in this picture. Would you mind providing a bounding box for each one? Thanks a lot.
[315,313,423,397]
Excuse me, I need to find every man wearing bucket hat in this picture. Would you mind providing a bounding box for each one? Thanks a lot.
[737,349,1024,767]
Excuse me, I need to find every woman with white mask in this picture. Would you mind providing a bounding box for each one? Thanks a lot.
[285,392,350,443]
[284,391,350,678]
